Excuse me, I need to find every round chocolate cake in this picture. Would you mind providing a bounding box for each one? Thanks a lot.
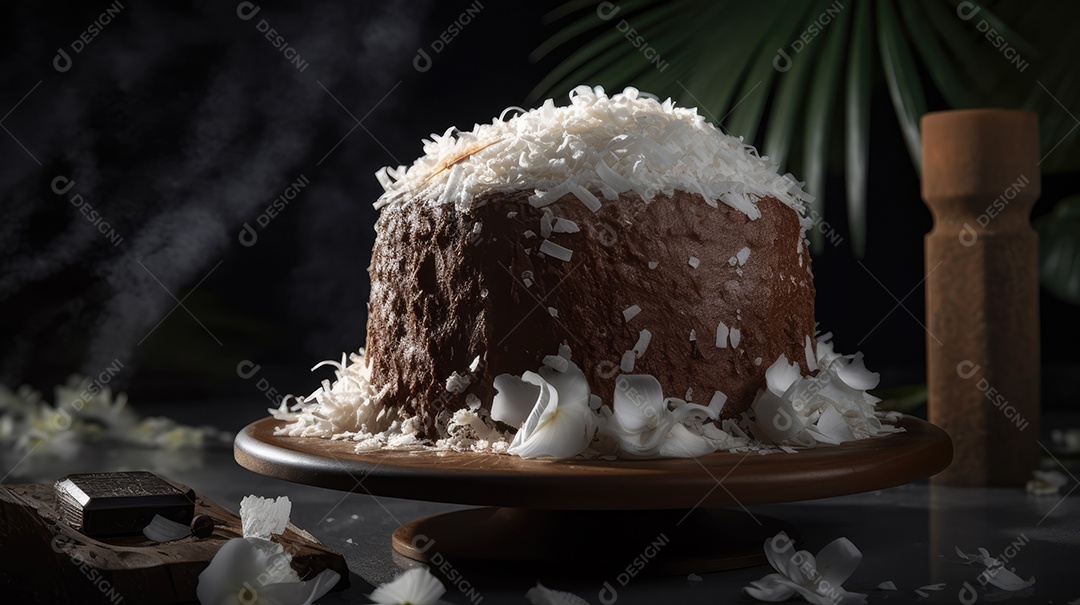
[277,86,897,458]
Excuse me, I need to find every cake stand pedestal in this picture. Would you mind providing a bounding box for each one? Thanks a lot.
[235,417,951,575]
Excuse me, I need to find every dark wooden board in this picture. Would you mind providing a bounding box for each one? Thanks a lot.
[0,480,348,604]
[235,416,952,510]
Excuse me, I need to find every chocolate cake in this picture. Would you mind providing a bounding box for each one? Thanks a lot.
[366,190,815,440]
[276,86,897,458]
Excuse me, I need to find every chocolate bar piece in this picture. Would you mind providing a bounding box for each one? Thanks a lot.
[55,472,194,537]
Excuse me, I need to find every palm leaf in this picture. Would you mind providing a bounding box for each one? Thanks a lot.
[802,1,852,251]
[875,0,926,172]
[844,0,872,257]
[724,3,815,143]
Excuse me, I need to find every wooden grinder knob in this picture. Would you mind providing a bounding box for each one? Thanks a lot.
[921,109,1041,486]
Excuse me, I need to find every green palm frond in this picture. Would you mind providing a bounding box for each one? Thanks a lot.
[530,0,1080,257]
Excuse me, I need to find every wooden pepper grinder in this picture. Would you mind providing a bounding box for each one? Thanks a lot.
[921,109,1041,486]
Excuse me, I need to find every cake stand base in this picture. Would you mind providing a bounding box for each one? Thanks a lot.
[391,506,792,576]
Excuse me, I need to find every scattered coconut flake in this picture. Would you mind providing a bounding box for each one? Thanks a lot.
[709,391,728,415]
[540,209,555,238]
[633,329,652,358]
[730,328,742,348]
[445,371,471,394]
[685,387,693,401]
[688,256,700,269]
[648,261,659,269]
[240,495,291,540]
[716,321,729,348]
[621,350,636,372]
[523,277,533,287]
[539,240,573,261]
[523,230,536,239]
[689,329,697,341]
[507,211,518,219]
[466,394,482,410]
[728,256,738,266]
[143,514,193,543]
[754,357,762,366]
[623,305,642,322]
[346,538,354,544]
[804,335,818,372]
[877,581,897,591]
[548,306,559,317]
[469,356,481,372]
[553,218,580,233]
[736,246,751,266]
[543,355,569,373]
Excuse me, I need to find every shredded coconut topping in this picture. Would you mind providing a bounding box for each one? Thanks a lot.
[373,86,811,221]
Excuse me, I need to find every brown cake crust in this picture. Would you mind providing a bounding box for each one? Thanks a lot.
[365,191,816,440]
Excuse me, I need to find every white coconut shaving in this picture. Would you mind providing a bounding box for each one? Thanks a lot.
[736,246,751,266]
[539,240,573,261]
[373,86,811,225]
[688,256,700,268]
[553,218,580,233]
[716,321,729,348]
[275,332,900,460]
[633,329,652,357]
[622,304,641,322]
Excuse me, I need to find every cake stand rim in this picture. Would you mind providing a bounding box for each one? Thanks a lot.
[234,415,952,510]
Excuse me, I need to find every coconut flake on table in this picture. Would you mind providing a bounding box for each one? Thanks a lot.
[633,329,652,357]
[372,86,811,230]
[736,246,751,266]
[523,230,536,239]
[730,327,742,348]
[623,304,642,322]
[240,495,291,540]
[688,256,700,269]
[548,306,559,317]
[507,211,518,219]
[689,329,697,341]
[648,261,659,269]
[539,240,573,261]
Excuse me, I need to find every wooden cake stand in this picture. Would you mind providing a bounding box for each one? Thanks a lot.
[235,416,951,575]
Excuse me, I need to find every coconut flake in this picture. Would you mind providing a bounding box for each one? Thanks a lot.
[143,514,192,542]
[553,218,580,233]
[240,495,291,540]
[736,246,751,266]
[373,86,810,231]
[689,329,697,341]
[445,371,471,394]
[465,394,482,410]
[648,261,659,269]
[730,328,742,348]
[623,305,641,322]
[688,256,700,269]
[620,350,636,372]
[716,321,729,348]
[543,354,569,372]
[539,240,573,261]
[547,306,558,317]
[540,209,555,238]
[633,329,652,358]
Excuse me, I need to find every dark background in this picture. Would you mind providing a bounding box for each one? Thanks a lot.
[1,1,1077,411]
